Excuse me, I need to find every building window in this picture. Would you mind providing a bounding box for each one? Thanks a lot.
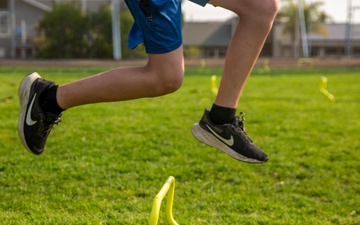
[0,1,8,9]
[325,47,342,56]
[353,47,360,56]
[206,48,227,58]
[0,11,10,37]
[311,47,319,57]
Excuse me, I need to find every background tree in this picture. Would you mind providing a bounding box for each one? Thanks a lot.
[120,11,147,59]
[88,4,113,58]
[88,4,146,59]
[36,3,146,59]
[37,3,88,58]
[277,0,333,57]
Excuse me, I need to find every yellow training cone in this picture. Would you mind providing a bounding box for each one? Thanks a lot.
[149,176,179,225]
[319,76,335,102]
[211,75,219,96]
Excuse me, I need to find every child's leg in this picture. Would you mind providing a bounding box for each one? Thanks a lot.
[192,0,278,163]
[57,46,184,109]
[18,47,184,154]
[18,0,184,154]
[210,0,278,108]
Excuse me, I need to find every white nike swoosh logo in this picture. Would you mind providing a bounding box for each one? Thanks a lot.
[26,93,37,126]
[206,124,234,146]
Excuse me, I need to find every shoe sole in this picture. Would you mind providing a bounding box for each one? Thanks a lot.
[192,123,266,163]
[18,72,41,153]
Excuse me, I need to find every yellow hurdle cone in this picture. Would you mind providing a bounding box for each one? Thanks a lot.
[149,176,179,225]
[211,75,219,96]
[319,76,335,102]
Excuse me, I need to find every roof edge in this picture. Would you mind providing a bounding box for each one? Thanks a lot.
[22,0,52,12]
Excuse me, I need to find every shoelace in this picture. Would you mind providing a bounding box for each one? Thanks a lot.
[41,113,61,137]
[239,112,246,131]
[231,112,245,130]
[231,112,253,143]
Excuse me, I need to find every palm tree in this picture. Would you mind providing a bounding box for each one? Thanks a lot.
[277,0,333,57]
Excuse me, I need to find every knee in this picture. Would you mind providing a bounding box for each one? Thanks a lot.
[262,0,279,22]
[158,67,184,95]
[234,0,278,27]
[253,0,278,24]
[148,64,184,96]
[145,47,185,96]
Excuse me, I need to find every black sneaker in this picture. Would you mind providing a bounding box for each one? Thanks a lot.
[192,109,268,163]
[18,72,61,155]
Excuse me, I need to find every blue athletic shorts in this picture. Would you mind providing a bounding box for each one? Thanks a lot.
[125,0,209,54]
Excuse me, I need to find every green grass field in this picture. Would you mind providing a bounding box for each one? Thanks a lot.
[0,66,359,224]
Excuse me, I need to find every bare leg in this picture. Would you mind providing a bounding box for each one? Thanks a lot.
[57,46,184,109]
[191,0,278,163]
[209,0,278,108]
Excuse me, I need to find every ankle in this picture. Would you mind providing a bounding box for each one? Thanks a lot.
[209,104,236,125]
[40,85,64,115]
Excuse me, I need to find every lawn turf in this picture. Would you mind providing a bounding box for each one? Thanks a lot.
[0,66,359,224]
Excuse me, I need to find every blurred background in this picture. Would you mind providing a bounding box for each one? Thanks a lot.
[1,0,360,61]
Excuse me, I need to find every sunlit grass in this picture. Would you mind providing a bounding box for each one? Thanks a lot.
[0,66,359,224]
